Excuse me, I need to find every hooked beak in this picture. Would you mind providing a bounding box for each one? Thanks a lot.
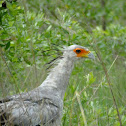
[87,52,95,60]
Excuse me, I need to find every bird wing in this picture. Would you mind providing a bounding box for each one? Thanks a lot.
[0,88,62,126]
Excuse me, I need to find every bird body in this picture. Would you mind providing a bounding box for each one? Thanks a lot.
[0,45,94,126]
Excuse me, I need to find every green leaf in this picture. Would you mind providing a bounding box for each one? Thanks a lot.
[5,41,10,50]
[0,43,5,47]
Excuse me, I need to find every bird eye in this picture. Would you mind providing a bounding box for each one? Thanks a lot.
[76,49,81,53]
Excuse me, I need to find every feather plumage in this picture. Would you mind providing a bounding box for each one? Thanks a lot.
[0,45,94,126]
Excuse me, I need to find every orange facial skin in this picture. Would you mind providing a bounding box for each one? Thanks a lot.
[73,48,90,57]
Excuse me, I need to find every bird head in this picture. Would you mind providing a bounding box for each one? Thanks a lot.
[63,45,95,60]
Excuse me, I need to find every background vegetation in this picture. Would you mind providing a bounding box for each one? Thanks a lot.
[0,0,126,125]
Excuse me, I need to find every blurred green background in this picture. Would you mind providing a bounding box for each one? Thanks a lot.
[0,0,126,125]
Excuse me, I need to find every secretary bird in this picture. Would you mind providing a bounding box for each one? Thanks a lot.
[0,45,94,126]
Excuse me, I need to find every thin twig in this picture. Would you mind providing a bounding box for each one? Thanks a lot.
[76,91,87,126]
[87,55,119,105]
[94,43,122,126]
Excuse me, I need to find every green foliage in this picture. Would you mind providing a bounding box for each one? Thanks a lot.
[0,0,126,125]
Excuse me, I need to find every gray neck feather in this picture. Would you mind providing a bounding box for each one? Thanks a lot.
[39,57,74,99]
